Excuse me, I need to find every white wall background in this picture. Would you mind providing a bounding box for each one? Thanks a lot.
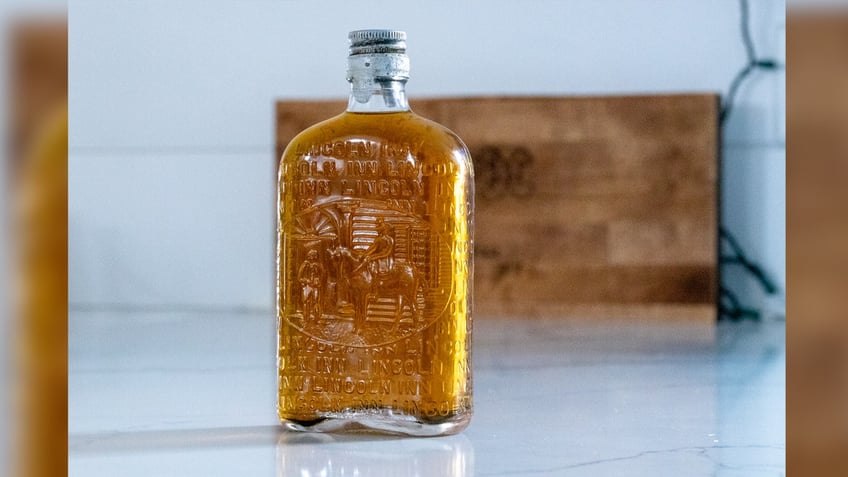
[68,0,786,314]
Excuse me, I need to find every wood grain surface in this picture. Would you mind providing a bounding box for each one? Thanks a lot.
[276,95,719,321]
[787,13,848,476]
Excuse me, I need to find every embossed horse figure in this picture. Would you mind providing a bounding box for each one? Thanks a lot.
[329,245,424,331]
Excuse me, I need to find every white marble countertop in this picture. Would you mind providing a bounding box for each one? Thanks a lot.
[69,312,785,476]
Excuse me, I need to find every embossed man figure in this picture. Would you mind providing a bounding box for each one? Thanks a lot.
[361,218,394,276]
[298,249,325,319]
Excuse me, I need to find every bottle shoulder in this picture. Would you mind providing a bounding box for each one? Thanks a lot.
[282,111,471,167]
[282,111,348,153]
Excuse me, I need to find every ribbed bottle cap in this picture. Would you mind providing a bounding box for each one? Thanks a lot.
[348,29,407,56]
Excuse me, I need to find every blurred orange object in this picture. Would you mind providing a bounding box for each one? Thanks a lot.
[7,18,68,477]
[11,104,67,477]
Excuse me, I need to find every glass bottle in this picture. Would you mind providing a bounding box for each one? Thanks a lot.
[277,30,473,436]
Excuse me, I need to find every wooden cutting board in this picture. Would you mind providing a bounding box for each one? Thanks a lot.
[276,95,719,321]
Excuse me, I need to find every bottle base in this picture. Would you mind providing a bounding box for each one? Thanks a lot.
[279,410,471,437]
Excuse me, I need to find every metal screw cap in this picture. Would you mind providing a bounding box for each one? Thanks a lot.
[348,29,407,56]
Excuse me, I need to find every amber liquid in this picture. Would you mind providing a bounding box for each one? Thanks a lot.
[277,111,473,433]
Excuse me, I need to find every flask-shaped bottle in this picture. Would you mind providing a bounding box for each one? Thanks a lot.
[277,30,473,436]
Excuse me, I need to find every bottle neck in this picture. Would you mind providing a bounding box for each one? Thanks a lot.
[347,79,409,113]
[346,51,410,113]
